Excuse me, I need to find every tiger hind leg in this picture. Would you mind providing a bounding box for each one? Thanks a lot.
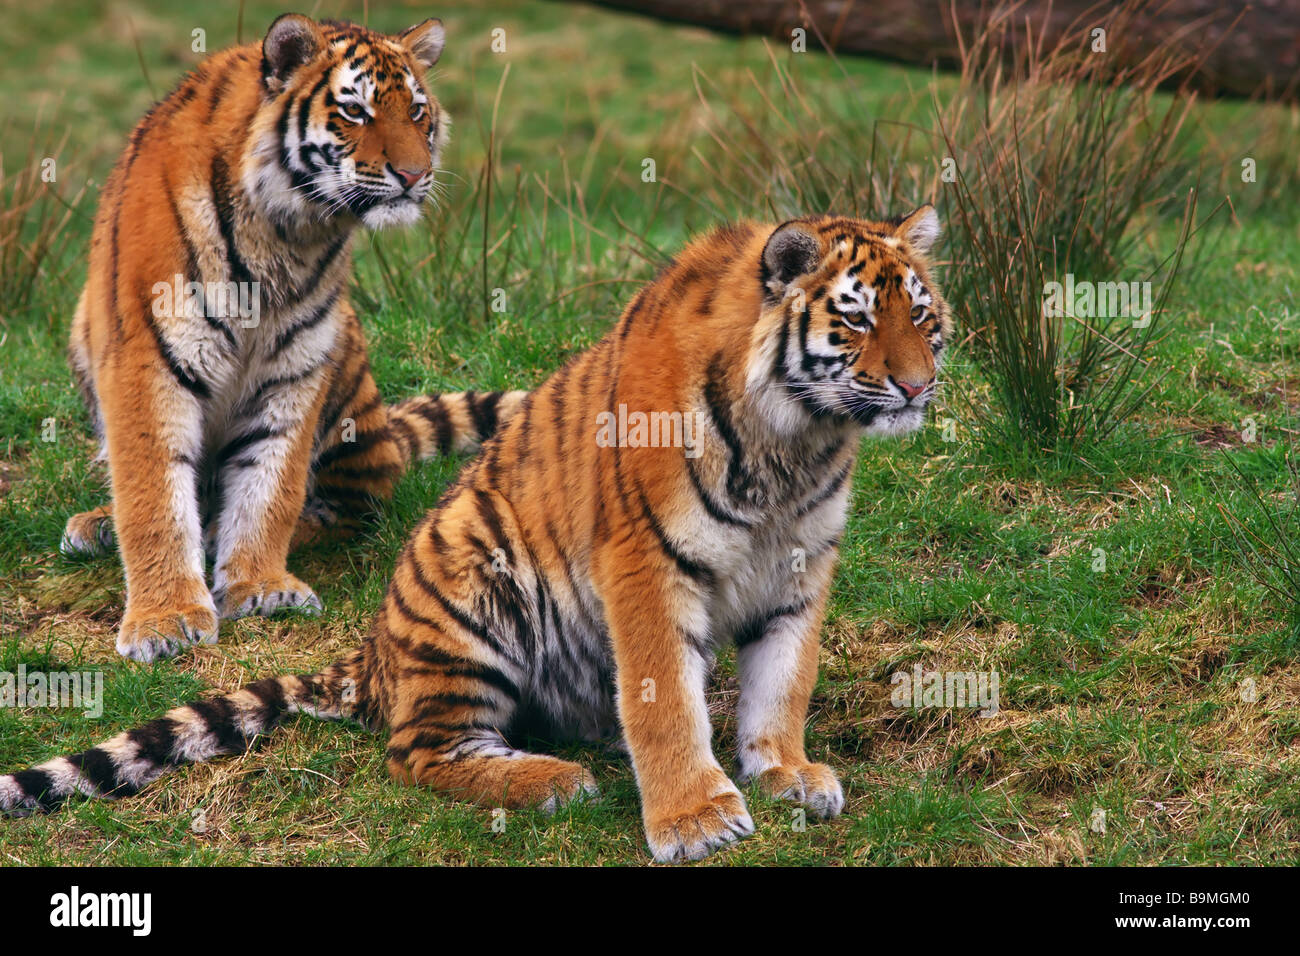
[60,504,115,557]
[387,731,598,813]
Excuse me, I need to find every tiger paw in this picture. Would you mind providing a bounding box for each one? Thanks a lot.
[509,758,599,814]
[213,573,323,620]
[116,604,219,662]
[750,762,844,819]
[645,781,754,863]
[60,507,115,557]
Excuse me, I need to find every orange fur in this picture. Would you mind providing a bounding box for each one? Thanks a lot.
[61,15,524,660]
[11,209,951,864]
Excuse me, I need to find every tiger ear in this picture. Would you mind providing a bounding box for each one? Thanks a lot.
[894,204,941,255]
[262,14,324,93]
[761,222,822,297]
[400,18,446,69]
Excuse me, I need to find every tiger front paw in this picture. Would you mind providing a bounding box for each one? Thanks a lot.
[644,780,755,864]
[749,761,844,819]
[213,573,323,620]
[116,603,219,661]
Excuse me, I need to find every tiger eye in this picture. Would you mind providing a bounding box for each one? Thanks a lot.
[910,305,925,320]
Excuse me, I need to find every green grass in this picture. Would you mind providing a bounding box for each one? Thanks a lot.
[1,0,1298,865]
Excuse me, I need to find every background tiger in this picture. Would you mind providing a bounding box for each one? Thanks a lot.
[5,207,950,864]
[61,13,525,662]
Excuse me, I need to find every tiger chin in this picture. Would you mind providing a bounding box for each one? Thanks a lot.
[61,14,525,662]
[11,208,951,864]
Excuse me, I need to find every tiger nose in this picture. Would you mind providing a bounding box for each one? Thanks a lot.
[896,379,928,400]
[391,166,426,190]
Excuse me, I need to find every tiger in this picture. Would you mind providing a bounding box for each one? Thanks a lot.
[59,13,525,662]
[5,208,951,863]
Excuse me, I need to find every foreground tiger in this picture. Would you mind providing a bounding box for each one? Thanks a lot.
[63,13,523,662]
[7,209,950,862]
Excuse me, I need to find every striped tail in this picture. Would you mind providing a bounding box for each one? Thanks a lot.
[387,389,528,464]
[0,650,369,816]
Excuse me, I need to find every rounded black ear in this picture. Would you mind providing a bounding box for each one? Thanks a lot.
[262,14,323,92]
[400,18,446,69]
[761,222,821,296]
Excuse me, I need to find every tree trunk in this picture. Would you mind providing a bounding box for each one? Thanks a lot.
[587,0,1300,101]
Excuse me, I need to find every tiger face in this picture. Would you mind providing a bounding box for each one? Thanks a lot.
[761,207,951,437]
[257,15,449,229]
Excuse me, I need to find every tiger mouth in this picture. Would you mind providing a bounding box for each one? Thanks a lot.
[347,189,423,216]
[844,396,930,428]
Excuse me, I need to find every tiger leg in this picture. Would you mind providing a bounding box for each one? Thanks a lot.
[60,503,115,557]
[377,518,596,811]
[734,560,844,819]
[61,296,115,559]
[210,377,327,620]
[100,354,216,661]
[598,544,754,863]
[388,727,597,812]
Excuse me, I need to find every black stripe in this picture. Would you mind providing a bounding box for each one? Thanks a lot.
[271,286,341,357]
[734,600,811,649]
[347,393,384,422]
[298,72,332,147]
[242,677,290,726]
[163,174,236,351]
[185,697,249,753]
[386,626,521,704]
[794,460,854,519]
[467,391,501,438]
[703,353,754,503]
[127,718,181,766]
[405,691,499,721]
[618,289,648,340]
[514,391,535,472]
[312,485,379,505]
[482,557,533,660]
[11,768,57,808]
[685,456,753,527]
[276,94,314,193]
[387,718,499,740]
[634,479,714,586]
[216,425,281,466]
[243,361,326,411]
[388,582,447,634]
[473,489,514,567]
[446,665,519,712]
[772,301,793,383]
[406,543,508,659]
[143,308,211,399]
[386,415,419,459]
[406,397,454,453]
[544,519,590,627]
[210,155,254,287]
[206,69,233,120]
[67,747,132,798]
[293,234,348,304]
[314,428,388,470]
[316,359,370,445]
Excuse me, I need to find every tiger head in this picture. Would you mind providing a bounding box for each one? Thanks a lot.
[759,207,952,438]
[251,14,450,230]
